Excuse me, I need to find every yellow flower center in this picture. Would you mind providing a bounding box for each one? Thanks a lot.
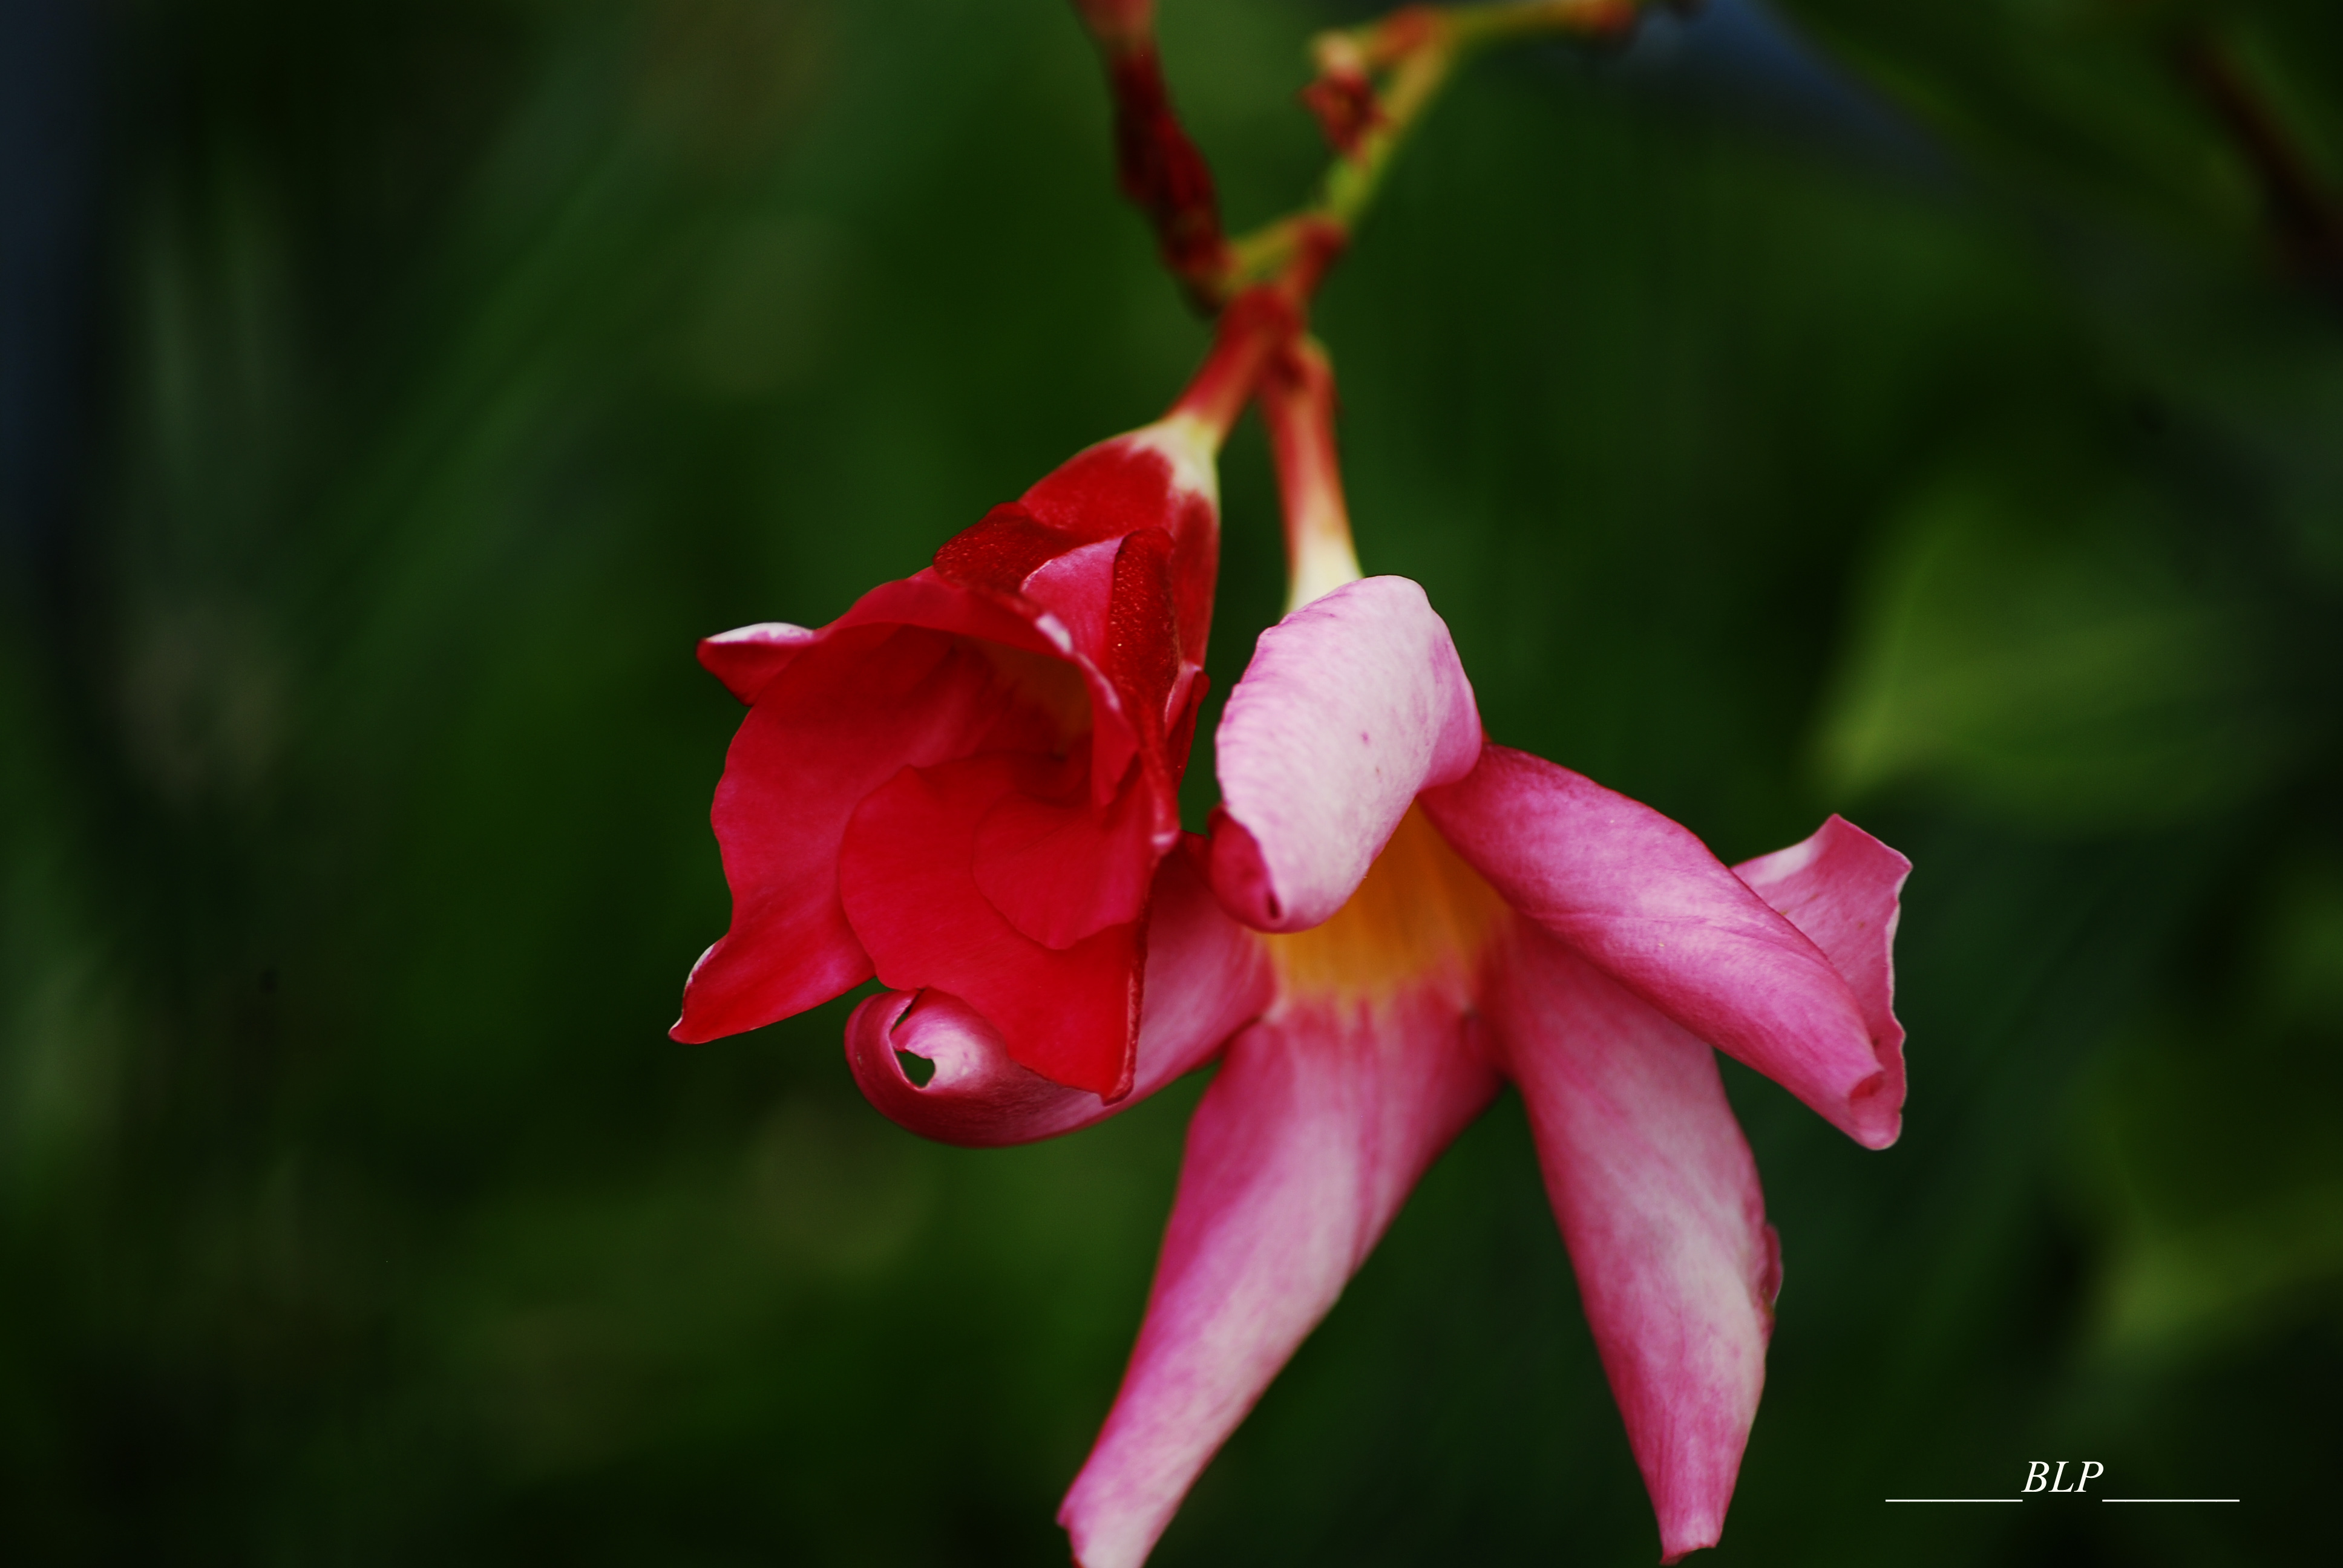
[1262,805,1510,1012]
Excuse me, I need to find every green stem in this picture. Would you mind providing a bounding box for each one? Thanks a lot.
[1227,0,1639,293]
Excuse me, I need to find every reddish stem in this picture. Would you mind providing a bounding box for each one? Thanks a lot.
[1300,68,1384,157]
[1070,0,1155,53]
[1261,338,1363,609]
[1083,22,1232,307]
[1166,287,1303,443]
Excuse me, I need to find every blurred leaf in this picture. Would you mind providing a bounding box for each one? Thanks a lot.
[2079,849,2343,1354]
[1817,449,2293,829]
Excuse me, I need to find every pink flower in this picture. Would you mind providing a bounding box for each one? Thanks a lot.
[672,293,1295,1099]
[844,344,1910,1564]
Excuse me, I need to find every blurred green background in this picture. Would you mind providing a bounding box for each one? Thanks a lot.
[3,0,2339,1562]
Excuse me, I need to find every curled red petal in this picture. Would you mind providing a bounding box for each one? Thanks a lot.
[839,753,1142,1099]
[696,620,819,704]
[1014,537,1144,803]
[1015,536,1121,675]
[845,841,1273,1146]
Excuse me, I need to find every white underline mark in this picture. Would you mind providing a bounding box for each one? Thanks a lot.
[1883,1498,2024,1503]
[2101,1498,2240,1503]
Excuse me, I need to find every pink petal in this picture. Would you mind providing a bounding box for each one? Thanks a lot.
[844,841,1274,1146]
[673,626,1015,1043]
[696,621,819,704]
[1420,745,1897,1149]
[839,753,1143,1099]
[1059,987,1499,1568]
[1732,815,1910,1132]
[1207,577,1481,932]
[1486,923,1779,1565]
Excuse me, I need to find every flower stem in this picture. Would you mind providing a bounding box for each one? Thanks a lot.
[1262,336,1364,612]
[1228,1,1640,293]
[1071,1,1640,310]
[1070,1,1233,309]
[1164,287,1303,448]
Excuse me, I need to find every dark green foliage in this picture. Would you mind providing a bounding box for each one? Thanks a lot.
[2,0,2335,1561]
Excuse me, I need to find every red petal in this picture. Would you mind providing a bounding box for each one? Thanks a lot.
[696,621,818,704]
[673,625,1021,1042]
[932,504,1080,595]
[1020,436,1183,541]
[1106,526,1179,732]
[1021,428,1219,664]
[839,754,1142,1098]
[972,768,1157,949]
[844,841,1273,1146]
[1014,538,1142,800]
[1017,536,1120,668]
[831,571,1067,656]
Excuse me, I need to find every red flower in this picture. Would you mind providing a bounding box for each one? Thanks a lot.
[672,293,1293,1099]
